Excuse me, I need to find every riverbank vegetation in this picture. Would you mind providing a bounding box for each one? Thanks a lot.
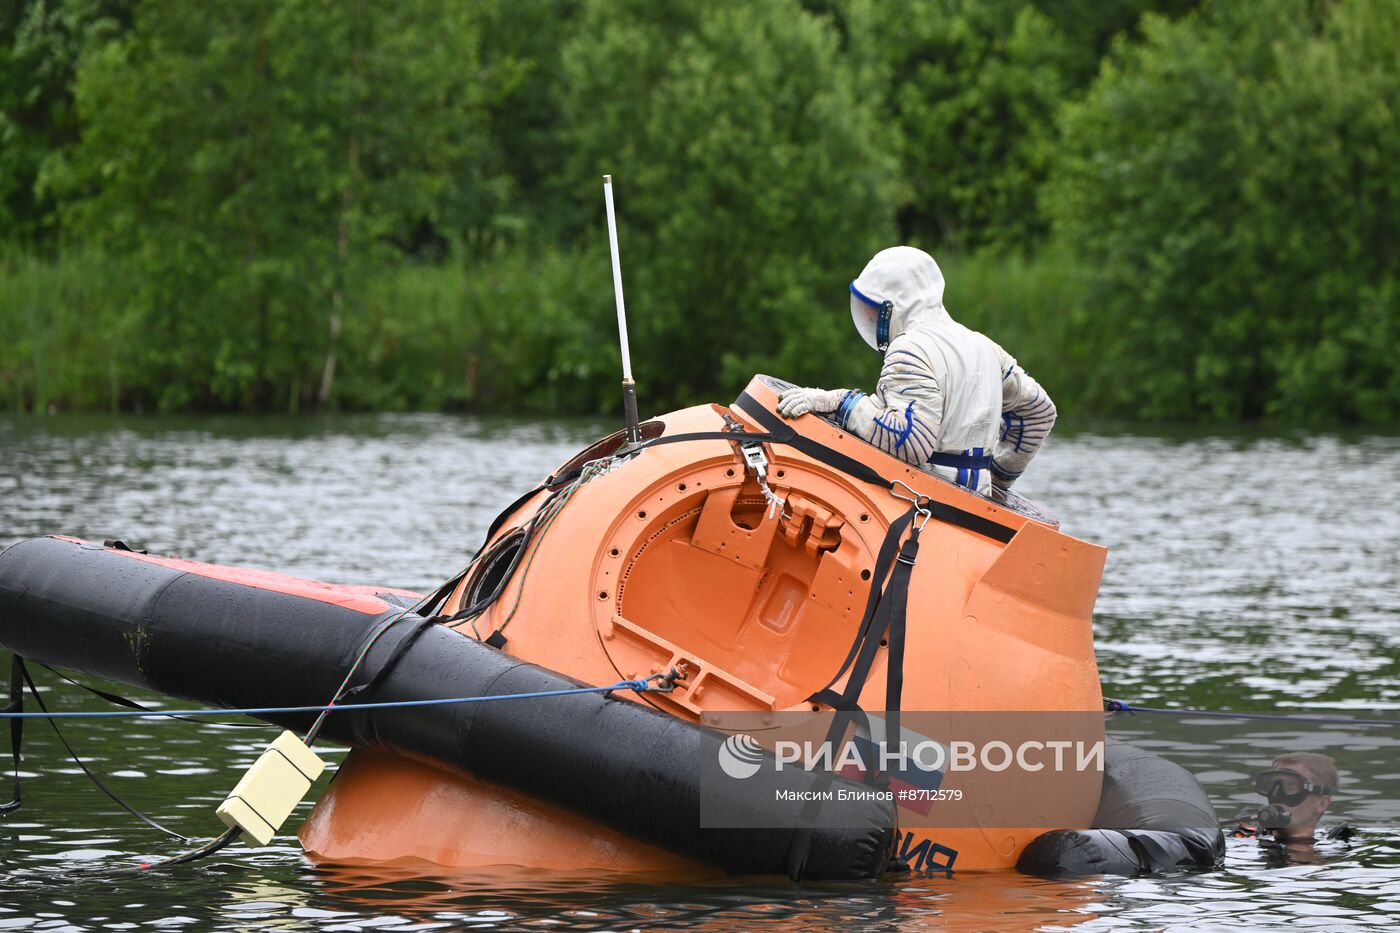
[2,0,1396,422]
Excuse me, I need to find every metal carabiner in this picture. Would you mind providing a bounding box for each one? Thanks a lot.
[889,479,920,505]
[890,479,932,531]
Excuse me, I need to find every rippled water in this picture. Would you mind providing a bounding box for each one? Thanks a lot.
[0,413,1397,931]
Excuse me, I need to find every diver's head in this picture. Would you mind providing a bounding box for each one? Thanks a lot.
[1254,752,1338,843]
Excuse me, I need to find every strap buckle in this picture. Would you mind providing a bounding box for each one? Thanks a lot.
[741,443,768,474]
[740,442,786,521]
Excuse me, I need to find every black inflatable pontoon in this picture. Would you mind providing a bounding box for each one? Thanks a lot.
[0,535,1225,878]
[1018,739,1225,875]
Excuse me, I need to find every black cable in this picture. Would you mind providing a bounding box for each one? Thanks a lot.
[1,654,21,813]
[19,661,189,841]
[126,826,241,873]
[40,664,261,728]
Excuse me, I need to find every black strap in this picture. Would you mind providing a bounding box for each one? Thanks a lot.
[924,499,1012,544]
[813,523,919,715]
[784,512,922,880]
[808,509,915,707]
[415,566,471,619]
[881,529,918,747]
[640,430,779,449]
[484,484,549,551]
[734,392,895,489]
[926,451,992,471]
[1,654,22,813]
[650,392,1014,543]
[340,615,438,702]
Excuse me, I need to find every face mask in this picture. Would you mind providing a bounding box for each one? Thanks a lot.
[1253,768,1332,806]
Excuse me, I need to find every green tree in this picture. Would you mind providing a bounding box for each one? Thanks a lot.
[460,0,580,252]
[1242,0,1400,420]
[1045,0,1400,421]
[52,0,503,411]
[840,0,1202,251]
[845,0,1072,250]
[558,0,897,409]
[0,0,131,247]
[1030,0,1202,87]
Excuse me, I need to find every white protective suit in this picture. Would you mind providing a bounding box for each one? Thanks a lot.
[779,246,1055,493]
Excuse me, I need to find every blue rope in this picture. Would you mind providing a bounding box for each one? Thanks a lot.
[0,680,658,721]
[19,688,1394,727]
[1105,700,1400,727]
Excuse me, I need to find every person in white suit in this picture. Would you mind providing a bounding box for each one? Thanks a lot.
[778,246,1055,494]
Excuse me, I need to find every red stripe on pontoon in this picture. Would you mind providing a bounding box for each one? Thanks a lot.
[52,536,421,615]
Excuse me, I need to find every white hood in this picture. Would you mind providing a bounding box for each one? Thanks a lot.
[849,246,952,351]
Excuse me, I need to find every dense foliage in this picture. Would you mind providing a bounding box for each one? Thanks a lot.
[1,0,1395,422]
[1047,0,1400,421]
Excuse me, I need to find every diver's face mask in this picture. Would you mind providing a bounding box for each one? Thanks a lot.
[1254,768,1333,806]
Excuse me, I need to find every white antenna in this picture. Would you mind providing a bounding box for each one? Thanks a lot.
[603,175,641,443]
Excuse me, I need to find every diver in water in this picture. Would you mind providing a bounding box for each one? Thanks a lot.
[1233,752,1352,846]
[777,246,1055,494]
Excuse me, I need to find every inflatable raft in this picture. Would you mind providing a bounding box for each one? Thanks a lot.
[0,376,1223,878]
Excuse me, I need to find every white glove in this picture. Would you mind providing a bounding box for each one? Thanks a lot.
[777,387,847,419]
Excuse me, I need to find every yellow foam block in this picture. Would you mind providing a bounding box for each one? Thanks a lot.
[216,730,326,845]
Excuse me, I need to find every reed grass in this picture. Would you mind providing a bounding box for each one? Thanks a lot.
[0,250,133,414]
[0,248,1109,417]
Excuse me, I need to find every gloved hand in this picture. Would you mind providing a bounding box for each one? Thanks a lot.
[777,387,846,419]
